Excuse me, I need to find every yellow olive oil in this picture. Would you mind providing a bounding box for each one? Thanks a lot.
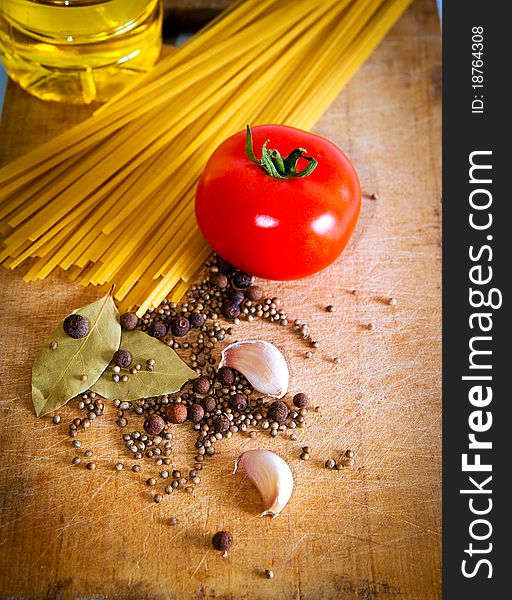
[0,0,162,104]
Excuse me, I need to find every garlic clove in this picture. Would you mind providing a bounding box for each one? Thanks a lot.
[234,449,293,517]
[219,340,289,398]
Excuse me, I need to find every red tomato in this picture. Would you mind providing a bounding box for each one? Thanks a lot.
[195,125,361,280]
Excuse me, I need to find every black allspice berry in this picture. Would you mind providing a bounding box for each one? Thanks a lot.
[189,313,205,328]
[232,271,253,289]
[229,393,247,412]
[268,400,289,423]
[120,312,139,331]
[245,285,263,301]
[227,291,245,305]
[222,303,241,320]
[211,273,229,288]
[63,314,90,339]
[212,531,233,552]
[188,403,205,424]
[217,259,235,275]
[216,367,235,386]
[149,321,167,338]
[202,396,217,413]
[144,414,165,436]
[293,393,309,409]
[193,376,210,395]
[170,316,190,337]
[213,414,230,433]
[113,349,132,368]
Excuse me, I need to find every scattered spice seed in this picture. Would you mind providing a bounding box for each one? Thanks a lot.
[116,417,127,427]
[192,376,210,395]
[370,192,379,200]
[72,457,81,465]
[167,403,188,424]
[212,531,233,554]
[290,433,298,441]
[146,478,156,486]
[84,450,93,457]
[293,393,308,409]
[326,305,335,313]
[52,415,61,424]
[86,462,96,470]
[80,374,88,382]
[49,341,58,350]
[268,401,289,424]
[63,314,90,339]
[154,494,163,503]
[115,463,124,471]
[333,357,341,364]
[113,349,132,368]
[169,517,178,525]
[389,297,398,306]
[325,459,336,469]
[132,464,142,473]
[120,312,139,331]
[300,452,310,460]
[305,351,313,359]
[345,449,354,458]
[144,414,166,436]
[265,570,275,579]
[367,322,375,331]
[121,374,129,383]
[314,406,321,413]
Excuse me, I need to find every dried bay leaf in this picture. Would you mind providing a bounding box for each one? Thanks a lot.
[32,294,121,417]
[91,329,198,401]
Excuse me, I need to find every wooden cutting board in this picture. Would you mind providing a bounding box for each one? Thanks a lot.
[0,0,441,598]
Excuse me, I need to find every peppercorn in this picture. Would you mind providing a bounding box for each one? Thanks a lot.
[167,403,188,424]
[63,314,90,339]
[216,367,235,386]
[227,291,245,305]
[222,303,241,320]
[144,414,166,436]
[148,321,167,338]
[170,315,190,337]
[232,271,253,288]
[212,531,233,552]
[120,312,139,330]
[293,393,309,409]
[268,401,289,423]
[189,312,205,328]
[246,285,263,301]
[213,414,230,433]
[229,393,247,412]
[202,396,217,413]
[211,273,229,288]
[113,349,132,368]
[188,403,205,424]
[193,376,211,395]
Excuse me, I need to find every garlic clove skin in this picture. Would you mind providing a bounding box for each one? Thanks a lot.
[219,340,289,398]
[234,449,293,517]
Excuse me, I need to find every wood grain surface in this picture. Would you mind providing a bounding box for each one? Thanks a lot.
[0,1,441,598]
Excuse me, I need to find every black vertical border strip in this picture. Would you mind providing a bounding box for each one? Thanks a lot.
[443,1,507,597]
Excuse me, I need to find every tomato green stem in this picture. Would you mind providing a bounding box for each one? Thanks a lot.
[245,125,318,179]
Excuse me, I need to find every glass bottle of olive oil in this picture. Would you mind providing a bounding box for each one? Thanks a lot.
[0,0,162,104]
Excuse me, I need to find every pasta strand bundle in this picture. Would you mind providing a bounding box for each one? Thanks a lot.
[0,0,412,316]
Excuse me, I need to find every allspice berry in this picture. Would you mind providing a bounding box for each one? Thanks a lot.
[167,403,188,424]
[211,273,228,288]
[189,313,205,328]
[148,321,167,338]
[222,303,241,320]
[202,396,217,413]
[293,392,309,409]
[212,531,233,553]
[232,271,253,288]
[229,393,247,412]
[216,367,235,386]
[63,314,90,339]
[120,312,139,331]
[188,403,205,424]
[227,291,245,305]
[113,349,132,368]
[213,414,230,433]
[246,285,263,301]
[144,414,165,436]
[193,376,211,395]
[170,316,190,337]
[268,401,289,423]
